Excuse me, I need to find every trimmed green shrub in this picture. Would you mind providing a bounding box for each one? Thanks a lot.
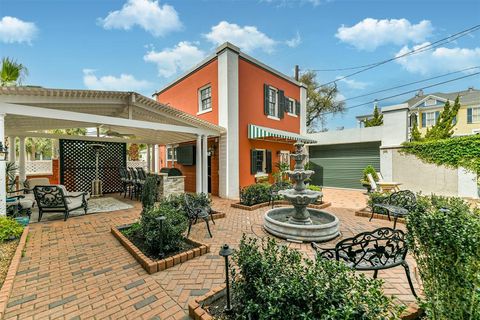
[141,175,160,212]
[307,184,322,192]
[406,195,480,319]
[239,183,271,206]
[0,216,24,242]
[230,236,403,320]
[360,165,378,185]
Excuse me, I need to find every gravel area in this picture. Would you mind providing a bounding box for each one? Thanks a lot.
[0,239,19,288]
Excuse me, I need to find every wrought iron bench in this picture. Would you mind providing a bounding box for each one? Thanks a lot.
[311,227,417,297]
[184,193,214,238]
[370,190,416,228]
[33,185,88,221]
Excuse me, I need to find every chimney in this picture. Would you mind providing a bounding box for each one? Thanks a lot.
[468,86,474,92]
[416,89,424,97]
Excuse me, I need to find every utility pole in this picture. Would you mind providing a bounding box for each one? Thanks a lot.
[294,65,299,81]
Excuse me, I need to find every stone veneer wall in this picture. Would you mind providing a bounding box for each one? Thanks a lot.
[156,173,185,199]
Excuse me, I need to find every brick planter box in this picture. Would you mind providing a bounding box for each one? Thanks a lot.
[0,226,29,319]
[232,201,332,211]
[188,284,421,320]
[111,225,210,274]
[355,207,406,225]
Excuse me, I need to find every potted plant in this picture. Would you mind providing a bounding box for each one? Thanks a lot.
[360,165,378,193]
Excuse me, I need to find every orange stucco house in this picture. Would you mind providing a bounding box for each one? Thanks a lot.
[154,42,313,199]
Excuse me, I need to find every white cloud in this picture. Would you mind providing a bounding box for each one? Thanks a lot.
[336,18,433,51]
[263,0,324,7]
[285,32,301,48]
[83,69,151,91]
[204,21,277,53]
[395,42,480,75]
[336,77,369,90]
[0,16,38,44]
[98,0,182,37]
[144,41,206,77]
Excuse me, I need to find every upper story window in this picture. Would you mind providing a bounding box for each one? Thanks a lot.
[198,85,212,114]
[287,98,295,114]
[468,107,480,123]
[268,87,278,118]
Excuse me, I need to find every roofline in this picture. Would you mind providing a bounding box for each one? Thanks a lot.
[152,42,305,97]
[409,94,448,109]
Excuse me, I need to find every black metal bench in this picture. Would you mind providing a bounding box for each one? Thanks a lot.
[311,227,417,297]
[371,190,416,228]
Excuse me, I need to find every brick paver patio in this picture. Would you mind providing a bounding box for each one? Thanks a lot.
[3,188,420,319]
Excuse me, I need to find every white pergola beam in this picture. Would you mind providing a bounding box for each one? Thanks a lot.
[1,102,217,136]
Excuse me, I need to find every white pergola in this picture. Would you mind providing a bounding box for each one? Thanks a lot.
[0,86,225,215]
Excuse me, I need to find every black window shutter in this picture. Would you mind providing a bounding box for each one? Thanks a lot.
[467,108,473,123]
[265,150,272,173]
[264,84,270,116]
[295,100,300,115]
[278,90,285,119]
[250,149,257,174]
[421,113,426,127]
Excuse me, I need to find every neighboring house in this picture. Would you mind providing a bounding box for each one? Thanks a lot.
[406,87,480,136]
[154,42,312,199]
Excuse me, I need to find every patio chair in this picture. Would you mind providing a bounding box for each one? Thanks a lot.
[128,167,144,200]
[376,172,402,193]
[371,190,416,228]
[136,167,148,181]
[119,167,133,198]
[311,227,417,297]
[7,188,34,217]
[184,193,213,238]
[33,185,88,221]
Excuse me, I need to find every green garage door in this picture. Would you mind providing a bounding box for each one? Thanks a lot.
[309,142,380,189]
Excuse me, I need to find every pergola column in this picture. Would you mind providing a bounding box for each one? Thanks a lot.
[202,135,208,194]
[154,145,159,173]
[0,114,6,215]
[18,136,26,185]
[196,135,202,194]
[151,144,156,173]
[8,136,16,163]
[146,144,151,172]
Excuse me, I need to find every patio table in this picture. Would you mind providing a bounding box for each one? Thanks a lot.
[372,203,408,229]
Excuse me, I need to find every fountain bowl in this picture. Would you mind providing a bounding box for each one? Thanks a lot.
[264,207,340,242]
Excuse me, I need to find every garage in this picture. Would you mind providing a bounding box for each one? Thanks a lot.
[308,142,381,189]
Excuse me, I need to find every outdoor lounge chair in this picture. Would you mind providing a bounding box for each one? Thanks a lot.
[311,227,417,297]
[33,185,88,221]
[376,172,402,193]
[184,193,214,238]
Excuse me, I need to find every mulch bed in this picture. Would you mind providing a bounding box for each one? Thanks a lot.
[112,224,210,274]
[232,201,332,211]
[0,240,19,288]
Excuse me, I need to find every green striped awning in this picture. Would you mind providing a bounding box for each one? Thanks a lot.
[248,124,317,144]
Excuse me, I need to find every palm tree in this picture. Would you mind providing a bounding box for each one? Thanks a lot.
[1,57,29,87]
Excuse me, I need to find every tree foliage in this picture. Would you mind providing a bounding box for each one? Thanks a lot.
[363,105,383,127]
[299,71,345,132]
[424,96,461,140]
[1,57,28,87]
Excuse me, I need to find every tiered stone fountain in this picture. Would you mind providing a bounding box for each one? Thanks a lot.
[263,142,340,242]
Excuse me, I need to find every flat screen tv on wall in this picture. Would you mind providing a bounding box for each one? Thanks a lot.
[176,145,196,165]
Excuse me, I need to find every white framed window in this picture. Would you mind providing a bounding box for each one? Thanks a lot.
[425,111,437,126]
[198,85,212,114]
[268,87,278,118]
[472,107,480,123]
[287,98,296,116]
[254,149,266,173]
[279,150,290,165]
[166,147,177,161]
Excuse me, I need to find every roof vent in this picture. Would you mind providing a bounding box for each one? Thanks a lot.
[468,86,475,92]
[416,89,424,97]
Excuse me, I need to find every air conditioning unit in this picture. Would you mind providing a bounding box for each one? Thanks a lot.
[472,129,480,134]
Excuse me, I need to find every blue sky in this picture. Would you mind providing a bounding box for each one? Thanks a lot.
[1,0,479,130]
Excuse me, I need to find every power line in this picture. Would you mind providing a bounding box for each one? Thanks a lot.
[317,71,480,117]
[305,24,480,87]
[340,66,480,103]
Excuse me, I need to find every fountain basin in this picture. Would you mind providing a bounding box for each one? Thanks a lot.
[264,207,340,242]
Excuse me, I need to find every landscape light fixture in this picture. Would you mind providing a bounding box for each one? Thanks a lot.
[219,243,234,313]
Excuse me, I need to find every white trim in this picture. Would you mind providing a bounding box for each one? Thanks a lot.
[267,115,280,121]
[202,135,208,193]
[470,106,480,123]
[196,108,212,115]
[287,113,298,118]
[218,46,240,199]
[196,135,202,193]
[0,114,5,215]
[410,94,448,109]
[300,86,307,134]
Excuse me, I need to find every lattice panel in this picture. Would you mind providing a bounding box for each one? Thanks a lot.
[60,140,126,193]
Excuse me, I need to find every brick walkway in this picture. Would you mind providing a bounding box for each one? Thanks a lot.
[3,188,420,319]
